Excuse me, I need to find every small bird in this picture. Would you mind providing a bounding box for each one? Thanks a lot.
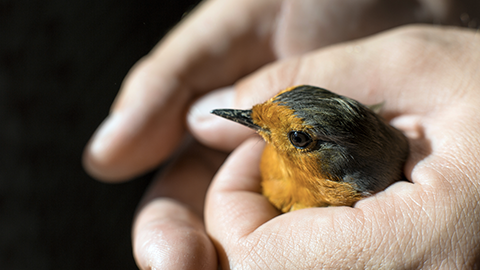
[212,85,409,213]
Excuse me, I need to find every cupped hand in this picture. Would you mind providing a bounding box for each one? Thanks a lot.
[203,26,480,268]
[82,0,477,181]
[134,25,480,269]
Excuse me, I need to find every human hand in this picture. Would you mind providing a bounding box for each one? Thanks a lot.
[82,0,480,268]
[83,0,478,181]
[201,25,480,268]
[134,24,480,269]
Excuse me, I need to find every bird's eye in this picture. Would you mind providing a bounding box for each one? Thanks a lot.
[288,131,313,149]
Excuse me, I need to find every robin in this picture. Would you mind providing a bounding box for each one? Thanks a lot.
[212,85,409,213]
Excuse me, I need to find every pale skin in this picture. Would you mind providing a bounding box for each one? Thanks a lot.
[83,0,480,269]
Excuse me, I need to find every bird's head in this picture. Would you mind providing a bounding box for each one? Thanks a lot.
[212,85,408,193]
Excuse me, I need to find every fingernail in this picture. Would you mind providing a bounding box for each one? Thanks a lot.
[89,113,123,160]
[188,86,235,125]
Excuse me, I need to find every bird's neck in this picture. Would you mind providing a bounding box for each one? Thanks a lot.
[260,143,327,189]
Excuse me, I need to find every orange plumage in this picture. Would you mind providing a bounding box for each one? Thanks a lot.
[212,85,409,212]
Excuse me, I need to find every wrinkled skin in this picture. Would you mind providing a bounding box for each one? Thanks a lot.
[83,0,480,269]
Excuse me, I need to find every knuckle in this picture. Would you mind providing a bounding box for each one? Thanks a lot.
[381,26,433,69]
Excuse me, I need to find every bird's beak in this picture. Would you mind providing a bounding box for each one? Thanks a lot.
[211,109,260,131]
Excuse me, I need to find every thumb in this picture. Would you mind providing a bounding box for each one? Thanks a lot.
[187,40,371,151]
[187,84,272,151]
[188,25,464,151]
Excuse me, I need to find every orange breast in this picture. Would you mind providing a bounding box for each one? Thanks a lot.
[260,143,362,212]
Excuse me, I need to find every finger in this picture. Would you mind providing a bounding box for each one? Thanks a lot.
[204,137,367,268]
[187,57,306,150]
[189,25,476,151]
[187,86,262,151]
[204,138,278,266]
[133,140,226,270]
[273,0,480,57]
[203,137,461,268]
[83,0,280,182]
[133,199,216,270]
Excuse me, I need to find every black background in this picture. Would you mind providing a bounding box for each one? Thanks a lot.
[0,0,199,269]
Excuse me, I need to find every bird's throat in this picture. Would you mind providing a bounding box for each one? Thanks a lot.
[259,143,362,212]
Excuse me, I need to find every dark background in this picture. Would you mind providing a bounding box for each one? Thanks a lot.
[0,0,199,269]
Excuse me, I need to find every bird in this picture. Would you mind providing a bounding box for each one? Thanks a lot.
[211,85,409,213]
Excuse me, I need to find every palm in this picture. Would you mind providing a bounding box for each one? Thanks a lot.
[206,26,480,268]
